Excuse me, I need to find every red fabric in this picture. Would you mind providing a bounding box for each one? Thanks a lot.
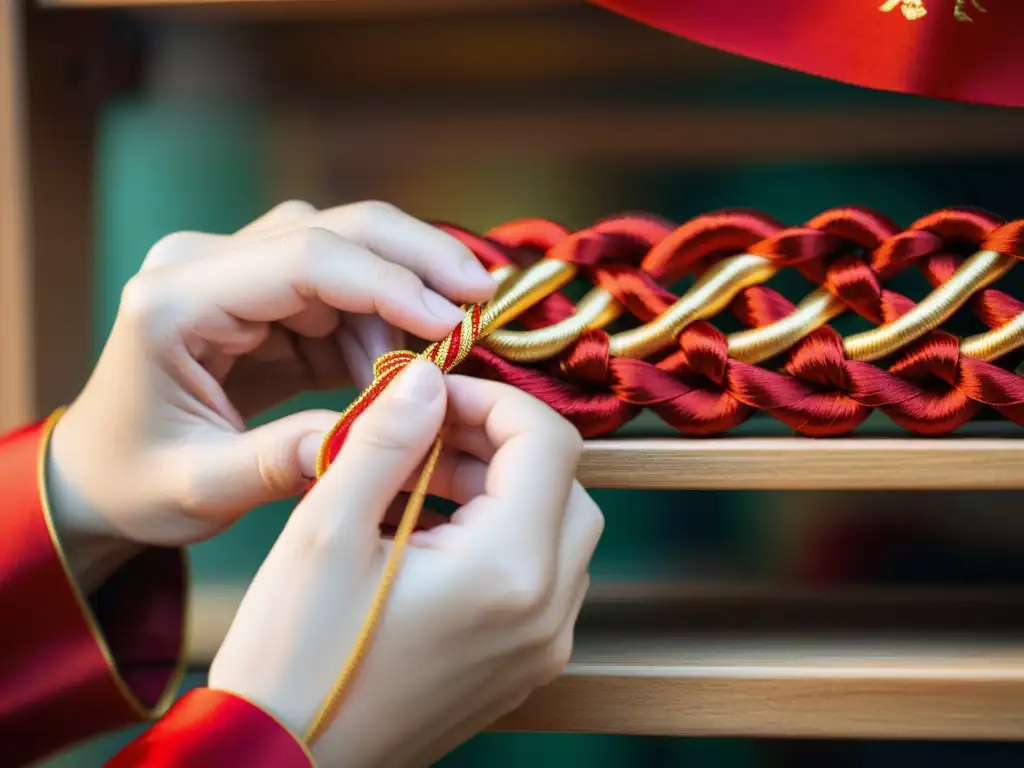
[443,209,1024,437]
[0,418,186,765]
[591,0,1024,107]
[0,417,312,764]
[108,689,313,767]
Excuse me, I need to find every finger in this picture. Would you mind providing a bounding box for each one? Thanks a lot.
[165,408,341,524]
[140,230,222,272]
[235,200,317,236]
[400,447,487,505]
[277,299,340,338]
[441,374,583,564]
[335,324,374,389]
[293,359,447,563]
[347,313,402,364]
[541,570,590,686]
[550,483,603,609]
[440,423,498,464]
[121,226,473,355]
[312,201,498,302]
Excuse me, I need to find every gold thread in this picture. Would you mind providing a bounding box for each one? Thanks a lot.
[727,287,846,364]
[305,436,442,743]
[478,259,576,334]
[482,286,624,361]
[473,249,1018,367]
[844,250,1014,361]
[609,254,778,359]
[37,408,188,721]
[961,311,1024,361]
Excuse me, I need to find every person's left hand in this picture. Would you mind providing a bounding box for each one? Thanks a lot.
[45,200,497,590]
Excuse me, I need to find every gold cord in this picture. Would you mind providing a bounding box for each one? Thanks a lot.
[843,250,1014,361]
[305,437,444,744]
[475,249,1020,366]
[609,254,778,359]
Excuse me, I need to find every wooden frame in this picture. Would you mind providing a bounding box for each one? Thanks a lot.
[0,0,33,431]
[9,0,1024,748]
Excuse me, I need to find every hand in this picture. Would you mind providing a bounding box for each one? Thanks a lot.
[208,361,603,767]
[45,200,497,590]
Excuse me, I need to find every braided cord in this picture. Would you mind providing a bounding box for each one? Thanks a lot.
[305,304,483,744]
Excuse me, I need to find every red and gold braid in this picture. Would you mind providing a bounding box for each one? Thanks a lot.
[446,207,1024,438]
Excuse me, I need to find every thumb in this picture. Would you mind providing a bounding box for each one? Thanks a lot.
[290,359,447,559]
[188,409,341,519]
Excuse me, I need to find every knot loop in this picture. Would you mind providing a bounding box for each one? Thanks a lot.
[315,304,484,478]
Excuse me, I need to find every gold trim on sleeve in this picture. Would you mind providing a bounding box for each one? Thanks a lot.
[36,408,189,720]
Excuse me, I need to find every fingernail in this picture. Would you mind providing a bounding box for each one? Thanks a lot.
[392,359,442,403]
[423,291,466,324]
[298,432,326,477]
[463,258,497,285]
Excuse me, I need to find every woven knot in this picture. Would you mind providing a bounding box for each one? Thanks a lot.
[315,304,485,479]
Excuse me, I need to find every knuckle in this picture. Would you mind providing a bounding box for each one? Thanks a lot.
[377,259,422,293]
[345,199,402,227]
[292,225,341,259]
[485,563,549,618]
[257,445,304,500]
[542,632,574,683]
[271,199,316,219]
[287,226,342,282]
[118,274,166,324]
[143,231,191,269]
[548,415,583,460]
[582,494,605,539]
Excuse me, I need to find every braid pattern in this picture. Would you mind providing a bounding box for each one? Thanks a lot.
[435,208,1024,437]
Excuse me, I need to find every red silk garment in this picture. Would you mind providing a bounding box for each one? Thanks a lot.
[0,416,183,766]
[591,0,1024,107]
[0,415,312,767]
[108,689,314,767]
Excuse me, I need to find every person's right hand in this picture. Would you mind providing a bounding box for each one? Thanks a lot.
[208,360,604,767]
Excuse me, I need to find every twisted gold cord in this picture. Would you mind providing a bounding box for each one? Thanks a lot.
[474,249,1023,367]
[843,250,1015,361]
[728,287,844,364]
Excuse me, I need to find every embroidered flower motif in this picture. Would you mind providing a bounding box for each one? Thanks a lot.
[879,0,987,21]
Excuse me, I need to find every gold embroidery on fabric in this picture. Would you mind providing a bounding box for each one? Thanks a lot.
[879,0,987,21]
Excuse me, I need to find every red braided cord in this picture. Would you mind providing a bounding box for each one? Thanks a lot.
[441,208,1024,437]
[317,304,484,474]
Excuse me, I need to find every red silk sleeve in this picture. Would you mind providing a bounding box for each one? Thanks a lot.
[0,413,315,766]
[591,0,1024,108]
[0,414,186,765]
[107,689,315,767]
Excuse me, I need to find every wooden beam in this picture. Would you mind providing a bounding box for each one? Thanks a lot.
[39,0,572,17]
[0,0,34,431]
[21,6,120,417]
[187,585,1024,742]
[578,435,1024,490]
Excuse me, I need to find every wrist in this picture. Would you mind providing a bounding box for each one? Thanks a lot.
[45,412,142,593]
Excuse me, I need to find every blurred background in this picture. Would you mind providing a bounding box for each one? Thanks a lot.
[20,1,1024,765]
